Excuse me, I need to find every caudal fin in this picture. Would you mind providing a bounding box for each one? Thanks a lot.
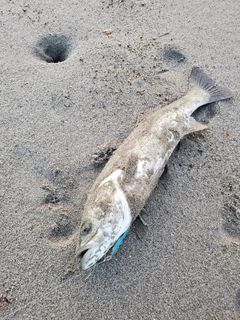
[191,67,232,103]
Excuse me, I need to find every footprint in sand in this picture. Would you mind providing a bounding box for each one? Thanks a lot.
[221,191,240,244]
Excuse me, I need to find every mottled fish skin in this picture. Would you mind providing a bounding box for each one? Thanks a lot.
[76,67,232,270]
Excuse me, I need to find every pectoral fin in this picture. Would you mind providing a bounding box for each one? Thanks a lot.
[186,117,208,135]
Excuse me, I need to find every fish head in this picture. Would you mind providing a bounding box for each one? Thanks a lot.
[76,213,118,270]
[76,170,131,270]
[76,216,107,270]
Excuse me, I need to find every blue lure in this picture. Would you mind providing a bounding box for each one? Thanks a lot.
[111,227,130,255]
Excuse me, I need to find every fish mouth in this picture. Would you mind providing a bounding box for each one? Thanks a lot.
[77,249,88,260]
[76,241,111,270]
[76,247,94,270]
[76,229,109,270]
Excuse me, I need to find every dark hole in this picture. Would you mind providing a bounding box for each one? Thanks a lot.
[34,35,71,63]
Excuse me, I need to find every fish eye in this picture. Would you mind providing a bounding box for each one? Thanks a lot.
[81,223,92,235]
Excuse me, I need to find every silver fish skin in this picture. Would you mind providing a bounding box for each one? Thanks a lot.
[76,67,232,270]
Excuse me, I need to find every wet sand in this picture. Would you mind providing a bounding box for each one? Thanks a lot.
[1,0,239,319]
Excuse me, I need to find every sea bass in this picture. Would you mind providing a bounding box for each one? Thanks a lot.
[76,67,232,270]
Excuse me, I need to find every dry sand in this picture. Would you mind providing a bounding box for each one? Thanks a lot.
[1,0,239,319]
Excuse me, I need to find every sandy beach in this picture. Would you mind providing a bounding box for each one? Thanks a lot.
[1,0,239,319]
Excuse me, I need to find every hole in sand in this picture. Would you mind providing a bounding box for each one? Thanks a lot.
[163,44,186,63]
[34,35,72,63]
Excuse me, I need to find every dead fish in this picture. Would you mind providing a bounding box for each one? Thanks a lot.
[76,67,232,270]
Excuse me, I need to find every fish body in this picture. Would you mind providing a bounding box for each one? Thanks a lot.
[76,67,232,270]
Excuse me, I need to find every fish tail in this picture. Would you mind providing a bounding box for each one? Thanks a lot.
[191,67,232,103]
